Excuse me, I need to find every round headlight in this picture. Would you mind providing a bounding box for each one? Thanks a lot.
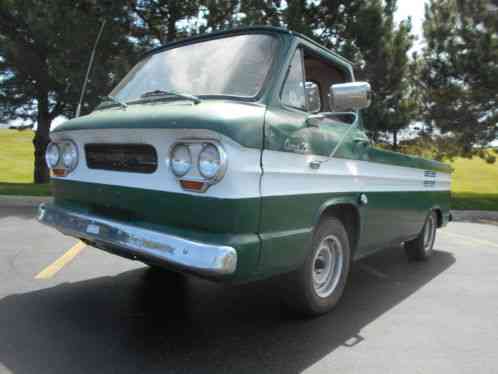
[45,142,60,168]
[170,143,192,177]
[198,143,223,179]
[61,141,78,171]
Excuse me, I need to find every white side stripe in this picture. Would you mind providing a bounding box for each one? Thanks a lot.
[51,129,451,200]
[261,150,450,197]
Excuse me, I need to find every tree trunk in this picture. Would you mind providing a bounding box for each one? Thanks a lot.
[33,94,51,184]
[166,12,177,42]
[392,130,398,151]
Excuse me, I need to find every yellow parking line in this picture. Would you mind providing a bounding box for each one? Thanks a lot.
[440,231,498,249]
[35,241,86,279]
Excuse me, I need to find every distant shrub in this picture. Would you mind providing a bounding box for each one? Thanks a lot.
[485,155,496,164]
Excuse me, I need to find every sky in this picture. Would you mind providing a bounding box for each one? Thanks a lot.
[395,0,427,52]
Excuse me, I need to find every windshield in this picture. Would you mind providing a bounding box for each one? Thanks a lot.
[110,34,279,102]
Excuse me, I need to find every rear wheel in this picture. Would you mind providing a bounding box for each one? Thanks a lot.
[281,217,351,316]
[405,210,437,261]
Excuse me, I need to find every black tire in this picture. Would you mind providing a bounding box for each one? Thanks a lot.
[281,217,352,316]
[405,210,437,261]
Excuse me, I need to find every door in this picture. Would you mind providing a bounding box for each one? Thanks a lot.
[258,45,369,273]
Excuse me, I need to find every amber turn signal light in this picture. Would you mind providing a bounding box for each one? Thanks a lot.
[180,180,206,192]
[51,168,68,177]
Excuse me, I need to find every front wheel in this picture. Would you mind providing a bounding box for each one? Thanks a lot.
[281,217,351,316]
[405,210,437,261]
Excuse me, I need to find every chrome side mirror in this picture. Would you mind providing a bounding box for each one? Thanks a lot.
[329,82,372,111]
[305,81,321,114]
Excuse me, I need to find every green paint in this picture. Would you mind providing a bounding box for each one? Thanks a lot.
[53,100,266,150]
[54,179,450,280]
[53,179,260,233]
[264,107,451,173]
[48,28,453,282]
[258,190,450,275]
[52,179,261,281]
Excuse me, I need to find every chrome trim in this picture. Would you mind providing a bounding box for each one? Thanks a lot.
[60,139,79,173]
[169,142,192,177]
[167,138,228,193]
[312,234,344,298]
[47,139,79,176]
[197,142,228,182]
[45,142,61,168]
[329,81,372,111]
[37,203,237,276]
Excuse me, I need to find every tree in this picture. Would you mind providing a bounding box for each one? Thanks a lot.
[420,0,498,159]
[335,0,416,146]
[128,0,200,45]
[0,0,136,183]
[229,0,417,146]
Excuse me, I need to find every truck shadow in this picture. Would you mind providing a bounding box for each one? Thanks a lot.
[0,206,38,220]
[0,246,455,374]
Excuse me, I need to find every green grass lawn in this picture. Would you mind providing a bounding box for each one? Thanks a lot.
[0,129,52,196]
[1,129,497,210]
[449,152,498,211]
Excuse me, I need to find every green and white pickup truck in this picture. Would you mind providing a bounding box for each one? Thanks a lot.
[38,27,451,315]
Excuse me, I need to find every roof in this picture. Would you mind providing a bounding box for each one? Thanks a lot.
[144,26,353,66]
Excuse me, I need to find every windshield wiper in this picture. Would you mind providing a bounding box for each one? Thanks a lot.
[100,95,128,109]
[140,90,201,105]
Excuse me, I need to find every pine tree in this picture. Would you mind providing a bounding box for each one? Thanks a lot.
[421,0,498,158]
[339,0,416,146]
[129,0,200,44]
[0,0,136,183]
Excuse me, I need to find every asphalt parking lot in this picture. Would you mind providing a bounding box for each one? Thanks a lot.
[1,206,497,374]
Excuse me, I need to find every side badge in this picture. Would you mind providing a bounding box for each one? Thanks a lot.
[359,193,368,205]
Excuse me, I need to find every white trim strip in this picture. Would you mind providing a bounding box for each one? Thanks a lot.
[51,129,451,200]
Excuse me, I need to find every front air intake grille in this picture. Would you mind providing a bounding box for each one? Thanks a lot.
[85,144,158,174]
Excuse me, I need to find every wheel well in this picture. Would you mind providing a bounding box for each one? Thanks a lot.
[320,204,360,254]
[433,208,443,228]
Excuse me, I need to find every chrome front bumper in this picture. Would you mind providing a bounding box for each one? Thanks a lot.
[37,203,237,276]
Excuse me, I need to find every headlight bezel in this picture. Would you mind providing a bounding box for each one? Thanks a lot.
[168,139,228,192]
[45,142,61,169]
[169,142,193,177]
[61,140,79,172]
[45,139,79,176]
[198,142,227,182]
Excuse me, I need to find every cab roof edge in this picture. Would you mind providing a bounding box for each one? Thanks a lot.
[142,26,354,67]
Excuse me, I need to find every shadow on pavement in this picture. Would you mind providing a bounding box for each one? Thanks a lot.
[0,246,455,373]
[0,206,38,220]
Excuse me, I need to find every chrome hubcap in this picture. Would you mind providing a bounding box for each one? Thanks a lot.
[423,215,435,252]
[312,235,344,298]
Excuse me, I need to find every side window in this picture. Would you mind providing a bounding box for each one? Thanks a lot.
[302,49,349,113]
[281,49,306,110]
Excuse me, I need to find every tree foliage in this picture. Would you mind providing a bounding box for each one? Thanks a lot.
[339,0,416,146]
[2,0,493,184]
[420,0,498,159]
[127,0,417,148]
[0,0,137,182]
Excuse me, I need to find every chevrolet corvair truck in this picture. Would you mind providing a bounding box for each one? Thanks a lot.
[38,27,451,316]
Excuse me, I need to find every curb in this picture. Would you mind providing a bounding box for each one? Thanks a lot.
[0,195,52,208]
[451,210,498,224]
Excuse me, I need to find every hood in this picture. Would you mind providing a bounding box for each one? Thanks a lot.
[52,100,266,149]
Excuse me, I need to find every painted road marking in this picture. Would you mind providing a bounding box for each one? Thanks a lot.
[35,241,86,279]
[440,231,498,249]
